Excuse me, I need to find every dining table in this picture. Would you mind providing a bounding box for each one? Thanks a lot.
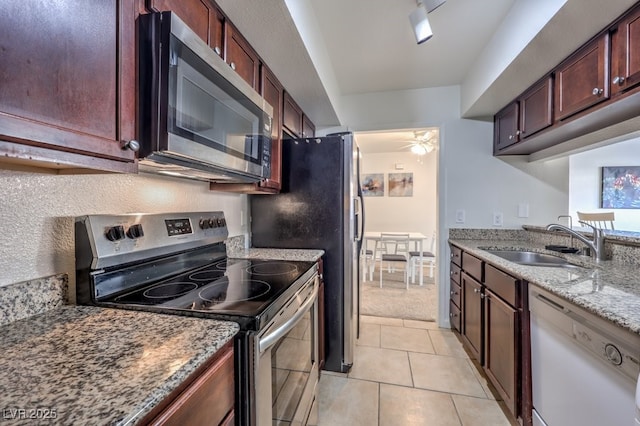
[363,231,430,286]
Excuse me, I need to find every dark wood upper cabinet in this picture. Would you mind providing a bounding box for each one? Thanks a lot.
[519,76,553,138]
[259,65,283,191]
[554,33,610,121]
[283,92,303,138]
[302,115,316,138]
[494,102,520,152]
[148,0,210,43]
[611,4,640,95]
[211,7,226,58]
[0,0,136,172]
[225,24,260,90]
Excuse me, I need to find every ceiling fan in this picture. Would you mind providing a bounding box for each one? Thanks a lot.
[404,130,437,155]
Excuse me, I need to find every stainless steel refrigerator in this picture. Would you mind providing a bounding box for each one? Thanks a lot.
[250,132,363,373]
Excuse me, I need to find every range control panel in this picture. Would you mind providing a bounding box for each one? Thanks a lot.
[77,212,229,269]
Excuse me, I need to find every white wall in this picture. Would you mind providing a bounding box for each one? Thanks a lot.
[360,151,437,243]
[568,137,640,231]
[441,119,570,229]
[0,169,247,288]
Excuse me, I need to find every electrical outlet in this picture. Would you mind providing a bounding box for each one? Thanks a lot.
[455,209,466,224]
[493,212,503,227]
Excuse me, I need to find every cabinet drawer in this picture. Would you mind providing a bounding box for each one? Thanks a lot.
[485,264,519,307]
[450,279,461,308]
[462,252,484,282]
[450,245,462,267]
[450,262,461,285]
[450,300,461,332]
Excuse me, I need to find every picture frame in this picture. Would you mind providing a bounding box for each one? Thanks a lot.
[361,173,384,196]
[388,173,413,197]
[601,166,640,209]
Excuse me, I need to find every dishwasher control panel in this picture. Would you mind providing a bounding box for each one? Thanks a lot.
[573,320,640,380]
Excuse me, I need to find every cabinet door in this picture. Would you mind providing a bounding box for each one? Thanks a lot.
[461,272,483,362]
[484,290,518,417]
[520,76,553,138]
[225,24,260,90]
[302,115,315,138]
[493,102,520,152]
[259,65,283,191]
[210,7,225,58]
[0,0,136,171]
[555,34,610,120]
[148,342,235,425]
[611,5,640,95]
[149,0,210,43]
[283,92,303,137]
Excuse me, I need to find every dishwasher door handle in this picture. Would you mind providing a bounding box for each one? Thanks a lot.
[534,293,567,312]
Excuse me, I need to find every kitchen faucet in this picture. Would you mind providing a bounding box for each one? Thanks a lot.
[545,221,606,261]
[557,215,574,248]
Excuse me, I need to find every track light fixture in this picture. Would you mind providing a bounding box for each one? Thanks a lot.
[409,0,446,45]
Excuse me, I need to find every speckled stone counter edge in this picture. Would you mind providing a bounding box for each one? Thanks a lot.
[0,273,68,326]
[229,247,324,262]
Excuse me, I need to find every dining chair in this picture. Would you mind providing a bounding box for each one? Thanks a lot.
[577,211,615,230]
[409,231,436,283]
[378,233,410,289]
[361,246,375,282]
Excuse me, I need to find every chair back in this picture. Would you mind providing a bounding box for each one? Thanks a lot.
[577,211,615,230]
[379,233,410,257]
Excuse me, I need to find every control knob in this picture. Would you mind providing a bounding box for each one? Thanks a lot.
[105,225,126,241]
[199,219,210,229]
[126,224,144,239]
[208,218,217,228]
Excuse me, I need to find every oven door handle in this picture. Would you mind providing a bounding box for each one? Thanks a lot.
[259,283,318,354]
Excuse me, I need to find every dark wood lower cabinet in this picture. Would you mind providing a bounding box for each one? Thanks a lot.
[484,289,518,415]
[143,340,235,426]
[450,244,530,425]
[461,272,483,363]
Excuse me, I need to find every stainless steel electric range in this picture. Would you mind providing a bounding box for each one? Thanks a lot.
[75,212,320,426]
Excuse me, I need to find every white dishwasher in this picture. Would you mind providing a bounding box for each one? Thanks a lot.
[529,285,640,426]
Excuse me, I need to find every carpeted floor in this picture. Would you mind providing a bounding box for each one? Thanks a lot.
[360,268,437,322]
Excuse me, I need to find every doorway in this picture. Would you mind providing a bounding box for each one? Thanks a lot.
[355,128,439,322]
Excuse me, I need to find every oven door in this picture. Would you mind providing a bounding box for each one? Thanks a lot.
[256,275,319,426]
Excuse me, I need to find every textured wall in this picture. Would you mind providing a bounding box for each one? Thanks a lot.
[0,169,247,290]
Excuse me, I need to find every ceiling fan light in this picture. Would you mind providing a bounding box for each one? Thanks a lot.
[411,143,427,155]
[409,5,433,44]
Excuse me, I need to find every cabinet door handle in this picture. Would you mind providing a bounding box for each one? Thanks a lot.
[230,62,236,71]
[121,140,140,152]
[592,87,603,96]
[613,76,625,86]
[508,134,514,140]
[473,288,481,293]
[214,46,222,56]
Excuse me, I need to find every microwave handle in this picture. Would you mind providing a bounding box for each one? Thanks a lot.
[259,282,318,354]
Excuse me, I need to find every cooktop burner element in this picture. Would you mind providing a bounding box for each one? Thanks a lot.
[215,259,251,270]
[198,279,271,304]
[188,269,225,282]
[143,282,198,299]
[248,261,299,275]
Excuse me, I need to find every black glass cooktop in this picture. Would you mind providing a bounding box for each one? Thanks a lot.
[106,258,315,320]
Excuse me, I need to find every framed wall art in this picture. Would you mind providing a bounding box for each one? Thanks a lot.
[361,173,384,196]
[601,166,640,209]
[388,172,413,197]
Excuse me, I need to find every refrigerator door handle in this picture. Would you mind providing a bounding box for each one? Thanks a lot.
[354,197,364,242]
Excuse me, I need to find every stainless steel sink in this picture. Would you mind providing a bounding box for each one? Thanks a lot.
[485,250,583,269]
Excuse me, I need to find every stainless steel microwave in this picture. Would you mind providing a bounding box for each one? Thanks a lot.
[138,12,273,183]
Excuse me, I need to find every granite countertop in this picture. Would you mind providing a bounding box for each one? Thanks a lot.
[229,247,324,262]
[449,238,640,337]
[0,305,239,425]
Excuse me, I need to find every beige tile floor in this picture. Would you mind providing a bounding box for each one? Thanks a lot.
[309,315,517,426]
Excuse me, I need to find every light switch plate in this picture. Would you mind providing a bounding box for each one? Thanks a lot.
[518,203,530,218]
[493,211,503,227]
[455,209,466,224]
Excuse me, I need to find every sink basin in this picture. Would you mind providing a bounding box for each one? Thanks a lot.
[485,250,583,269]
